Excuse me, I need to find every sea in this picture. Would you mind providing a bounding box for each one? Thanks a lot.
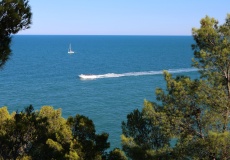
[0,35,199,149]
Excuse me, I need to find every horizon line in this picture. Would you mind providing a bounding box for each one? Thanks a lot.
[15,34,193,36]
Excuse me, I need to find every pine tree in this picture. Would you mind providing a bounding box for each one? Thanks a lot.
[121,14,230,159]
[0,0,32,68]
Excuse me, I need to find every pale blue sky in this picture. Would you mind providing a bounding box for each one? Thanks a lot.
[19,0,230,35]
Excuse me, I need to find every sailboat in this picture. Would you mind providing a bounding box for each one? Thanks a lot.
[68,44,74,54]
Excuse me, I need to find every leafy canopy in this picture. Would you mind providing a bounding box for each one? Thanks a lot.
[121,14,230,159]
[0,0,32,68]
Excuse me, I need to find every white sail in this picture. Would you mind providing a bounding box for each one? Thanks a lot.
[68,44,74,54]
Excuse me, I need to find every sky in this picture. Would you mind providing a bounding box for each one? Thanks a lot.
[19,0,230,35]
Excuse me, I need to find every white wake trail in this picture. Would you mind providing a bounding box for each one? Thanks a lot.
[79,68,198,80]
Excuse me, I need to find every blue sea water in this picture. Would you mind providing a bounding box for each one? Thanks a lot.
[0,35,199,149]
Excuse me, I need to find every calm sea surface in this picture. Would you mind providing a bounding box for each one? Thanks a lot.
[0,35,199,149]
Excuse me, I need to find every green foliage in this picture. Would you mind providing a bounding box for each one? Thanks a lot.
[68,114,110,160]
[121,106,171,160]
[0,105,113,159]
[0,105,48,159]
[0,106,11,135]
[192,14,230,101]
[31,106,79,159]
[0,106,79,159]
[122,14,230,159]
[0,0,32,68]
[108,148,127,160]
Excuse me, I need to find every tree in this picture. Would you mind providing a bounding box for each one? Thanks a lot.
[68,114,110,160]
[34,106,80,160]
[0,106,82,160]
[0,105,117,159]
[121,14,230,159]
[0,105,48,159]
[192,14,230,133]
[190,14,230,158]
[107,148,127,160]
[0,0,32,68]
[121,103,171,160]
